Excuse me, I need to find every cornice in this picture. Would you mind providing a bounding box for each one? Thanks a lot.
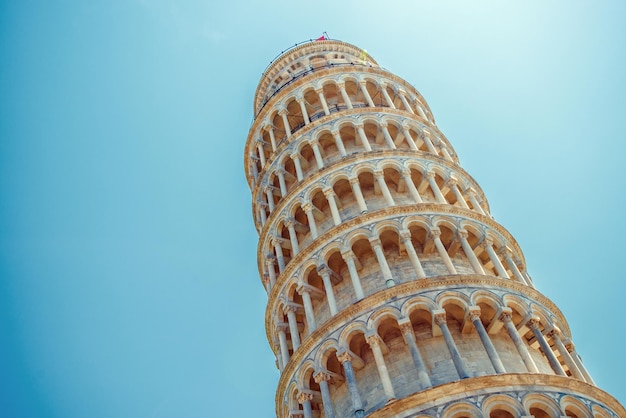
[252,147,489,238]
[366,374,626,418]
[258,204,522,288]
[244,67,439,185]
[269,276,570,385]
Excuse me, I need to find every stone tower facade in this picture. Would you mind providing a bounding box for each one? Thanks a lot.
[244,39,625,418]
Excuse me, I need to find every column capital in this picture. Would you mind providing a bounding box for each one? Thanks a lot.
[365,333,382,348]
[349,176,360,185]
[336,351,352,364]
[294,91,305,101]
[296,282,310,296]
[379,121,388,128]
[457,228,469,239]
[563,339,575,352]
[401,167,413,177]
[397,319,414,334]
[373,169,384,177]
[290,152,301,160]
[322,187,335,198]
[429,228,441,238]
[308,137,320,147]
[497,245,513,258]
[316,264,332,277]
[399,229,412,241]
[285,218,295,228]
[426,170,436,179]
[354,122,364,130]
[341,249,356,261]
[547,326,563,339]
[313,371,332,384]
[526,316,541,329]
[433,309,447,325]
[369,237,382,249]
[276,323,289,333]
[498,307,513,322]
[467,305,481,322]
[298,392,313,404]
[283,304,297,314]
[301,202,313,213]
[265,255,277,266]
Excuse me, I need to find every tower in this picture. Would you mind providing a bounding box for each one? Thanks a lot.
[244,39,625,418]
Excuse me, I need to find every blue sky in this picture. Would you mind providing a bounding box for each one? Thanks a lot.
[1,1,625,417]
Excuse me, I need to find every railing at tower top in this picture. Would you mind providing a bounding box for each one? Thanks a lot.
[261,38,334,76]
[254,61,377,119]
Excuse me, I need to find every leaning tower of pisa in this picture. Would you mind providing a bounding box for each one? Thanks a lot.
[243,39,625,418]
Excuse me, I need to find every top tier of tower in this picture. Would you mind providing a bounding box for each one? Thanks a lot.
[253,40,380,116]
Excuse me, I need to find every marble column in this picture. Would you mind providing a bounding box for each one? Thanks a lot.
[296,96,310,125]
[302,203,319,239]
[527,318,566,376]
[279,109,291,138]
[341,250,365,300]
[309,139,324,169]
[398,320,432,389]
[290,152,304,181]
[400,230,426,278]
[356,124,372,151]
[434,310,470,379]
[285,305,301,351]
[401,168,423,203]
[468,307,506,374]
[426,171,447,204]
[431,229,457,274]
[331,130,347,157]
[338,83,353,109]
[323,187,342,226]
[500,309,538,373]
[349,177,368,213]
[366,334,395,400]
[484,239,509,278]
[298,392,313,418]
[380,123,397,150]
[374,169,395,206]
[458,229,485,275]
[370,237,395,287]
[277,324,290,367]
[337,351,365,418]
[359,81,375,107]
[381,84,396,109]
[286,219,300,256]
[317,265,338,315]
[549,328,585,381]
[297,283,316,333]
[316,89,330,116]
[314,372,335,418]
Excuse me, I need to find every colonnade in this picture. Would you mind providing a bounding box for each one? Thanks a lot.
[279,295,593,418]
[250,112,454,190]
[259,163,489,257]
[251,71,435,174]
[264,215,530,327]
[257,154,485,234]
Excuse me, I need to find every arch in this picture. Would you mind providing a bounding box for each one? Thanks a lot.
[367,306,402,330]
[482,394,525,417]
[442,401,483,418]
[560,395,592,418]
[523,393,562,418]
